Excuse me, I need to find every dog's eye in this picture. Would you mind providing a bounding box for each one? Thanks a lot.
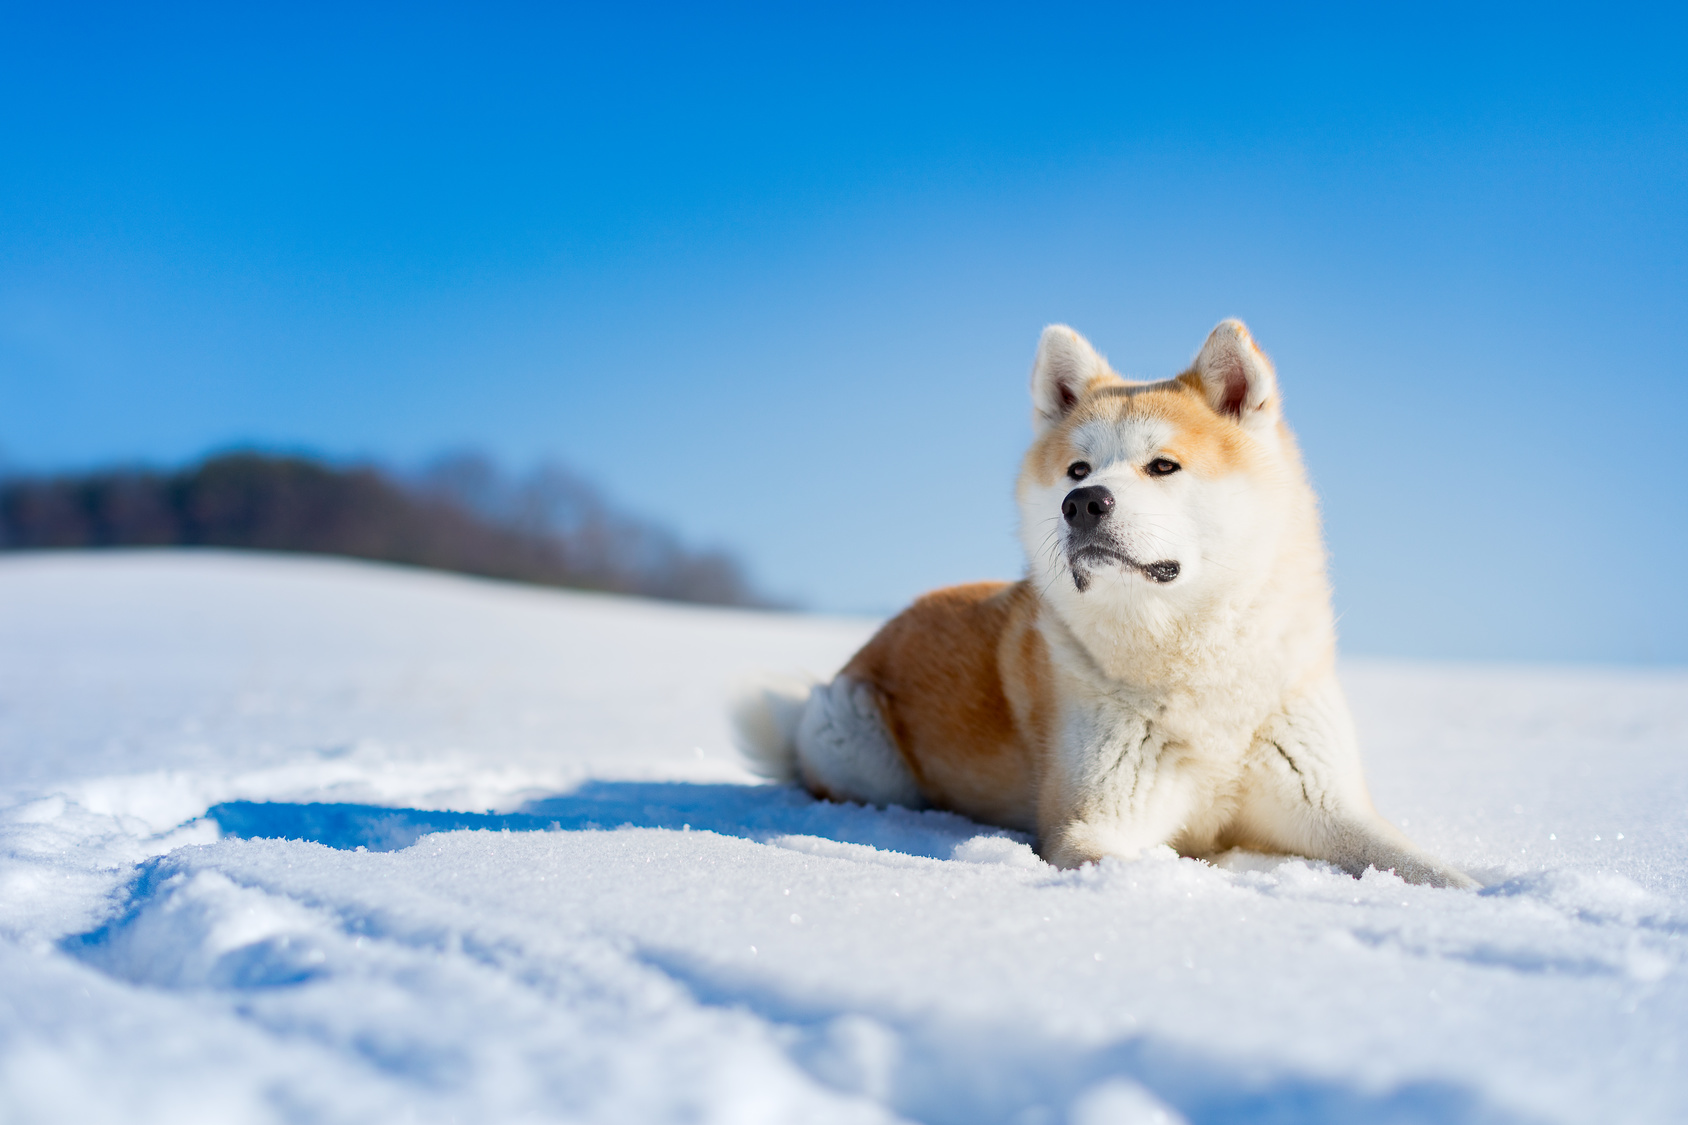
[1146,458,1181,477]
[1067,461,1091,481]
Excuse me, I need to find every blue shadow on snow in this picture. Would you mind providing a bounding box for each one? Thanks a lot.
[206,780,1006,858]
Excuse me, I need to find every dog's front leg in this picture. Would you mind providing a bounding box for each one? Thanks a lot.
[1038,709,1201,870]
[1232,674,1476,889]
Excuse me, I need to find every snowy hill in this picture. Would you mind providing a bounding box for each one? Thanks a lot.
[2,551,1685,1124]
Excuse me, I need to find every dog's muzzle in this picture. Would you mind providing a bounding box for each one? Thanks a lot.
[1062,486,1180,589]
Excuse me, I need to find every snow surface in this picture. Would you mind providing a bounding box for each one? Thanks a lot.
[2,550,1686,1125]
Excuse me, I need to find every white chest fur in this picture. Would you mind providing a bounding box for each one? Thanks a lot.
[1041,602,1290,857]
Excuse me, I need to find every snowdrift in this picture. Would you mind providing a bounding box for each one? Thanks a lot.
[1,551,1684,1124]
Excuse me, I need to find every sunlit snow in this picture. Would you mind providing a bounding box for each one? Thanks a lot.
[2,551,1684,1124]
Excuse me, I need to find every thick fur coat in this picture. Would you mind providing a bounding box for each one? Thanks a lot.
[736,321,1473,888]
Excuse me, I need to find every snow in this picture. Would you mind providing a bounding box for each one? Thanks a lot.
[2,551,1685,1124]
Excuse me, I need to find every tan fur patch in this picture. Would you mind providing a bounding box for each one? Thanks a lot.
[842,581,1049,832]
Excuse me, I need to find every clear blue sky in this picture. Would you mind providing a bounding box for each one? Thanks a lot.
[3,2,1685,662]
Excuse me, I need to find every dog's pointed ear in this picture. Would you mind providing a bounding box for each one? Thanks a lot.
[1191,319,1278,429]
[1031,325,1110,432]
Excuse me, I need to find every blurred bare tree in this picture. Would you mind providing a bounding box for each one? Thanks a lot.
[0,451,774,608]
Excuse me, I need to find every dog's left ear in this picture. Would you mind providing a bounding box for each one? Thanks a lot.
[1031,325,1111,432]
[1192,320,1278,430]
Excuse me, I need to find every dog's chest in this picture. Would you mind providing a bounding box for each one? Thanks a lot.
[1038,603,1293,809]
[1089,690,1256,759]
[1063,676,1275,799]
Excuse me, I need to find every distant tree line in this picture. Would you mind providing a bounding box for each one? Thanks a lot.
[0,451,773,607]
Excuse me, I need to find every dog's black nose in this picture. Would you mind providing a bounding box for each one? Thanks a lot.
[1061,485,1114,533]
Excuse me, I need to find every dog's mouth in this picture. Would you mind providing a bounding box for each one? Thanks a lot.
[1068,545,1181,591]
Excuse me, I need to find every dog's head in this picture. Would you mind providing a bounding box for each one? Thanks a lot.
[1017,320,1303,633]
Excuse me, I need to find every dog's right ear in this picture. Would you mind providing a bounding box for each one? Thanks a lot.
[1030,325,1109,432]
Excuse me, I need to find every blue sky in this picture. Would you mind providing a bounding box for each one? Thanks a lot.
[3,2,1685,661]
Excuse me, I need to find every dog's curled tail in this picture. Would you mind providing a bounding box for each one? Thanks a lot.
[729,673,815,782]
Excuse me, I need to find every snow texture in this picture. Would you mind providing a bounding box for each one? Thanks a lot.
[1,550,1685,1124]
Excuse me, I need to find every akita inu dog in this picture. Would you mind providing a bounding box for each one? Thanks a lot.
[736,320,1473,888]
